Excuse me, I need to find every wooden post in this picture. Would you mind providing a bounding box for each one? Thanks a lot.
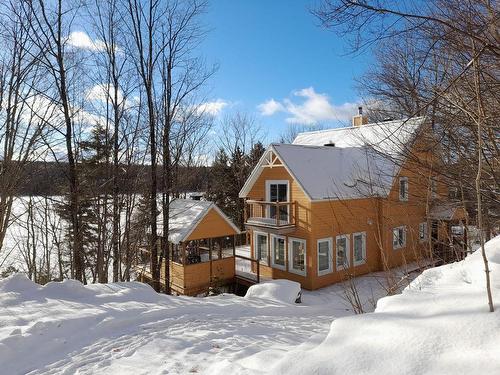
[209,238,213,284]
[232,235,236,257]
[294,201,298,225]
[216,237,221,259]
[275,201,280,226]
[256,260,260,283]
[267,233,271,266]
[182,242,186,266]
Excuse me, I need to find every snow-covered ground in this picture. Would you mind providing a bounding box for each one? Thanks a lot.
[1,261,416,374]
[2,236,499,374]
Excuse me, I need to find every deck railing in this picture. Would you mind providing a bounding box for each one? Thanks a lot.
[244,200,297,228]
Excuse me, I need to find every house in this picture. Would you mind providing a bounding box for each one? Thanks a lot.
[239,111,467,290]
[138,198,241,296]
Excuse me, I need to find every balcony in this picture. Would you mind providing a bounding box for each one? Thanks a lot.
[244,200,297,234]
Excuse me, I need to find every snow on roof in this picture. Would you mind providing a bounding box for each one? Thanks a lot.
[271,143,397,200]
[293,117,424,158]
[158,198,239,244]
[428,203,465,221]
[240,118,425,201]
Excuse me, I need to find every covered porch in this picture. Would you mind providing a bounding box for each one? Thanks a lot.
[137,199,241,296]
[428,203,469,263]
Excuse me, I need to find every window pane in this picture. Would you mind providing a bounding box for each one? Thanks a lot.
[270,185,277,201]
[292,240,305,271]
[273,237,285,266]
[336,238,347,267]
[354,235,363,262]
[318,241,330,271]
[257,235,267,261]
[278,184,287,201]
[393,229,398,246]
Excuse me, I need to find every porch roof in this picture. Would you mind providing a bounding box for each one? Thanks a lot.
[428,203,467,221]
[157,199,240,244]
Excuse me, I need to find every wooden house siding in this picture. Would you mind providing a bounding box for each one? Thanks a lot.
[187,208,238,241]
[241,139,451,291]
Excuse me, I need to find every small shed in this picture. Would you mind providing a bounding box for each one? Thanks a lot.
[157,199,240,296]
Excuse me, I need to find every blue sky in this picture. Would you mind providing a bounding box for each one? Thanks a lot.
[200,0,370,141]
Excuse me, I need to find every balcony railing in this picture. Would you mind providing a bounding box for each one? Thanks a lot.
[244,200,297,229]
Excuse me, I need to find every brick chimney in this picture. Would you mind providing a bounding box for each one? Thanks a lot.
[352,106,368,127]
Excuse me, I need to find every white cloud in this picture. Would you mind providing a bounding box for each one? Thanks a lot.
[258,87,358,125]
[66,31,106,51]
[86,84,124,104]
[196,99,228,116]
[257,99,285,116]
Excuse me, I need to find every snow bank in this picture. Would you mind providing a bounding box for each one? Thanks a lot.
[272,236,500,375]
[245,279,301,304]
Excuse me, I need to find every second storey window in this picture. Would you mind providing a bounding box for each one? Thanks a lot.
[399,177,408,201]
[430,177,438,199]
[393,226,406,249]
[419,222,428,242]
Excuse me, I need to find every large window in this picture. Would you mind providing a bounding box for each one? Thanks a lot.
[255,232,268,264]
[317,238,333,276]
[419,223,428,242]
[353,232,366,266]
[288,237,306,276]
[271,234,286,270]
[399,177,408,201]
[266,180,289,222]
[393,226,406,249]
[336,235,350,270]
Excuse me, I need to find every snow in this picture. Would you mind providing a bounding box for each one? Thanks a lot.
[271,235,500,375]
[271,143,397,200]
[245,279,301,304]
[1,236,499,374]
[157,198,239,244]
[0,262,413,374]
[428,202,463,220]
[293,117,424,158]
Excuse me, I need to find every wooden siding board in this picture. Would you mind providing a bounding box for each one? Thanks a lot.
[186,208,238,241]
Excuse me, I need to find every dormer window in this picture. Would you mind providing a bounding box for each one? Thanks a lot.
[399,177,408,201]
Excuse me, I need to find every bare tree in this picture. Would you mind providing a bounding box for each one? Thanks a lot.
[0,2,49,255]
[314,0,498,311]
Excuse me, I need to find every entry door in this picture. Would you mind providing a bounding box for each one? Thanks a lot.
[267,181,288,222]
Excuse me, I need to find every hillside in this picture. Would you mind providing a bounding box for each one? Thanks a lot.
[0,237,498,374]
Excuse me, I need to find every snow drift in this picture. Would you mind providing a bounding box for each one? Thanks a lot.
[245,279,301,304]
[0,237,498,374]
[272,236,500,375]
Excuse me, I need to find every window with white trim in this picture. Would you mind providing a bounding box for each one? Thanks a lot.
[255,232,268,264]
[271,234,286,270]
[288,237,306,276]
[392,226,406,249]
[399,177,408,201]
[353,232,366,266]
[419,223,428,242]
[336,234,350,270]
[317,238,333,276]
